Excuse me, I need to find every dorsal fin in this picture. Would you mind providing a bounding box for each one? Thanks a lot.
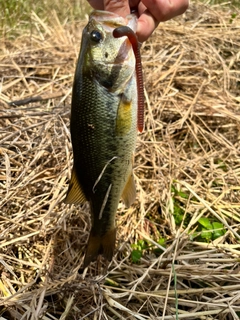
[64,166,87,205]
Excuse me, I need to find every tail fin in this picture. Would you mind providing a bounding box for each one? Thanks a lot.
[83,228,116,268]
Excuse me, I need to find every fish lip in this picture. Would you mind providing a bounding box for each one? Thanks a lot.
[89,10,137,32]
[90,10,127,26]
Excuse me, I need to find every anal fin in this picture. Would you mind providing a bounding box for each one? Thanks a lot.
[64,165,87,205]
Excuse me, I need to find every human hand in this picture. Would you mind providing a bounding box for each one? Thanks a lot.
[88,0,189,42]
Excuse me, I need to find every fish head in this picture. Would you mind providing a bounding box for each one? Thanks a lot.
[81,10,137,91]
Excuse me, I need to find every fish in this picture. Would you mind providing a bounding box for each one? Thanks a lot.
[64,10,144,268]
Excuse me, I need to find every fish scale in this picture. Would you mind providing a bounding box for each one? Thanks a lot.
[65,10,139,268]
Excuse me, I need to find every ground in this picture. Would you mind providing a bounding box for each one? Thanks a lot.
[0,2,240,319]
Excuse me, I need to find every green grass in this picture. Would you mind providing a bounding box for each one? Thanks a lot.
[204,0,240,6]
[170,183,227,243]
[0,0,90,37]
[1,0,239,38]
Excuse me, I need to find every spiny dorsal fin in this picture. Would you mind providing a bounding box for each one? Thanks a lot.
[64,166,87,205]
[121,171,136,208]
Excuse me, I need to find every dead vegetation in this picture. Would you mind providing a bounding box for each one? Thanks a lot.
[0,2,240,319]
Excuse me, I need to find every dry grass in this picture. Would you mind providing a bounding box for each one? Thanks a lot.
[1,2,240,319]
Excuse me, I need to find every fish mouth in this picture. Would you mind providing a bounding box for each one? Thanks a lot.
[89,10,137,33]
[90,10,128,27]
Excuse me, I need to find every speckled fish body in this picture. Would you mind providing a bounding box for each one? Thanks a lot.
[65,11,138,267]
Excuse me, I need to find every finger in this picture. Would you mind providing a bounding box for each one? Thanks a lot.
[137,0,189,42]
[104,0,130,17]
[88,0,145,18]
[141,0,189,22]
[137,10,158,43]
[87,0,104,10]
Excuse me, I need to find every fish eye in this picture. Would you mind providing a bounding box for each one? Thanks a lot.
[90,30,102,43]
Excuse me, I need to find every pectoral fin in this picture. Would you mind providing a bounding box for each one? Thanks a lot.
[121,171,136,208]
[115,95,132,136]
[64,166,87,204]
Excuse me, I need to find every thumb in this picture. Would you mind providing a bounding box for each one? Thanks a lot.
[104,0,130,17]
[137,10,158,43]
